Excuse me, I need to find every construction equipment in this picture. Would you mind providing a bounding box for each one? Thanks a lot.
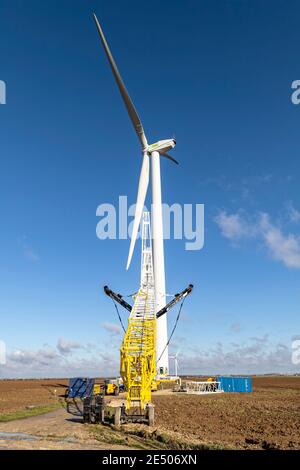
[92,14,194,425]
[83,394,105,424]
[68,215,192,426]
[113,212,156,421]
[104,378,120,396]
[103,287,132,313]
[185,381,223,394]
[65,377,101,420]
[156,286,193,319]
[104,213,193,424]
[93,384,101,394]
[93,14,180,374]
[67,377,95,399]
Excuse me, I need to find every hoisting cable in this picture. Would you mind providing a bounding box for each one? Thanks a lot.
[156,296,186,365]
[123,292,137,298]
[112,300,126,333]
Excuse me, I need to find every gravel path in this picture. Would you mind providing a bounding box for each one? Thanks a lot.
[0,408,127,450]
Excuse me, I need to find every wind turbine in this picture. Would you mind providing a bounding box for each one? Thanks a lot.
[93,14,178,375]
[169,351,180,378]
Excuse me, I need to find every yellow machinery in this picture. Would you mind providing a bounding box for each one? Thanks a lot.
[104,214,193,424]
[104,281,193,423]
[93,384,101,395]
[119,214,157,417]
[92,13,194,425]
[120,289,156,410]
[105,383,116,395]
[104,379,119,396]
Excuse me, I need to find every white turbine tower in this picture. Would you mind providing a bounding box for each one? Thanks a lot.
[94,14,178,375]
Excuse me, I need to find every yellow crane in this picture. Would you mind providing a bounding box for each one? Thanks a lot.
[121,289,156,410]
[104,213,193,424]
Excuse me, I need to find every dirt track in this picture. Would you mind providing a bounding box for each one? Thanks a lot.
[0,377,299,450]
[0,408,129,450]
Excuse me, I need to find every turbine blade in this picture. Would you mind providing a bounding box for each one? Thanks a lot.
[162,153,179,165]
[93,14,148,150]
[126,153,150,269]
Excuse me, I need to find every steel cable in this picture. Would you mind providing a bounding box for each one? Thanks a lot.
[156,296,186,365]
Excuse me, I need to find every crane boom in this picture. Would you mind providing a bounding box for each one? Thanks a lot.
[103,214,193,417]
[104,284,193,319]
[103,285,132,313]
[156,284,194,319]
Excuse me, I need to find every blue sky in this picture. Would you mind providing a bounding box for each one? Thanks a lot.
[0,0,300,377]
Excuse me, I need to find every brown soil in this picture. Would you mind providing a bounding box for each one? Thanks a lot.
[0,376,299,450]
[152,376,300,450]
[0,379,69,414]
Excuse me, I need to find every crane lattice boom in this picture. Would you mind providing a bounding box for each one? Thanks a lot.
[120,213,156,410]
[104,213,193,412]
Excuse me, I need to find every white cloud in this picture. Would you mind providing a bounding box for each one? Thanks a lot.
[8,347,59,368]
[215,210,300,269]
[287,201,300,223]
[102,322,122,336]
[1,335,297,378]
[57,337,82,355]
[176,336,297,375]
[214,211,252,240]
[1,342,119,379]
[259,213,300,268]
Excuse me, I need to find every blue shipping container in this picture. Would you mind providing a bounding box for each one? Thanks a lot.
[68,377,95,398]
[216,376,252,393]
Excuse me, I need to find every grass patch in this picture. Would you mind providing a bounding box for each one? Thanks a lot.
[90,423,232,450]
[0,403,62,422]
[91,424,163,450]
[124,427,232,450]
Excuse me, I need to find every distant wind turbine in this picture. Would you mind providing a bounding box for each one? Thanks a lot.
[169,350,180,378]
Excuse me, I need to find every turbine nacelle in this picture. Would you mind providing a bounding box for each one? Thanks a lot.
[146,139,176,155]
